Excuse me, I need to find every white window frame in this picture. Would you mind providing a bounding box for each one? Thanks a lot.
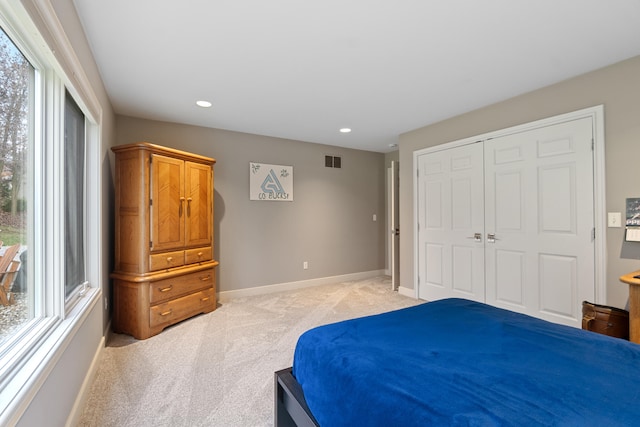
[0,1,103,423]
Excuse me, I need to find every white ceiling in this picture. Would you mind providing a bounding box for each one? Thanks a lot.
[73,0,640,153]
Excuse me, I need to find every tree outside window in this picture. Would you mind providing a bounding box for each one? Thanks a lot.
[0,28,32,346]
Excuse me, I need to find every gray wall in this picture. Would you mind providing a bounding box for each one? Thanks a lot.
[116,116,387,292]
[399,55,640,309]
[384,150,399,167]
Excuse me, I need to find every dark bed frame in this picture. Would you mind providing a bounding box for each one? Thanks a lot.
[274,368,320,427]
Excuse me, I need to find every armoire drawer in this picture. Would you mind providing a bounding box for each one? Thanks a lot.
[149,250,185,271]
[185,246,212,264]
[149,288,215,328]
[149,269,214,303]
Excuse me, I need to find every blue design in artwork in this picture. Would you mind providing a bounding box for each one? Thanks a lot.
[261,169,285,195]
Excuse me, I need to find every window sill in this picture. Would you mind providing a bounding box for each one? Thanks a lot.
[0,287,102,425]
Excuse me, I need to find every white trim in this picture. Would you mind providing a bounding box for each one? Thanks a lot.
[84,119,103,297]
[0,289,101,426]
[413,142,421,300]
[218,270,387,302]
[397,286,415,298]
[591,106,607,304]
[28,0,101,123]
[413,105,606,303]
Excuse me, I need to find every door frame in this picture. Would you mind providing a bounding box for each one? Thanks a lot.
[388,160,400,290]
[413,105,606,304]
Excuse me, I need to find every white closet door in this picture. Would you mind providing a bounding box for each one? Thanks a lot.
[417,143,485,302]
[484,117,594,327]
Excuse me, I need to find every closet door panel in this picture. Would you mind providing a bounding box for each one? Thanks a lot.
[493,249,525,306]
[539,254,577,317]
[417,143,484,302]
[415,114,596,329]
[485,118,594,327]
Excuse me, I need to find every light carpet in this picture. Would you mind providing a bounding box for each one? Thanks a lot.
[77,276,421,427]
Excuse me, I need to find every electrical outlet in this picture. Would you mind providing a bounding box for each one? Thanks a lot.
[303,261,308,270]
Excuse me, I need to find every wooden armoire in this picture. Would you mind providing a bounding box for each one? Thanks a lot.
[111,142,218,339]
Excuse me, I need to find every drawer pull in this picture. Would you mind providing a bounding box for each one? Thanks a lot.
[159,285,173,293]
[197,252,203,257]
[200,275,211,281]
[160,309,172,316]
[166,256,173,263]
[201,297,209,302]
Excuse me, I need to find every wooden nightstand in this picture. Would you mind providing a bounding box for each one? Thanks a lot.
[619,270,640,344]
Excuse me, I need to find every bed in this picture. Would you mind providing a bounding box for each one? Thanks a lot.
[275,298,640,426]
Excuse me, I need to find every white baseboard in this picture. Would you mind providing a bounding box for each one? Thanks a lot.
[218,270,387,302]
[65,334,106,427]
[397,286,416,298]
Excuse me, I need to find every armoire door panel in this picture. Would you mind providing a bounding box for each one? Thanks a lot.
[185,161,212,247]
[151,154,185,252]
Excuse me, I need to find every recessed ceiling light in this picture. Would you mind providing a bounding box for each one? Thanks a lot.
[196,100,212,108]
[339,128,352,133]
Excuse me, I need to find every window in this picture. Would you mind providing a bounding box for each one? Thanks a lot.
[64,92,86,301]
[0,2,102,422]
[0,27,32,347]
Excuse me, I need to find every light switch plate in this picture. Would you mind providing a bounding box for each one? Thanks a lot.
[608,212,622,228]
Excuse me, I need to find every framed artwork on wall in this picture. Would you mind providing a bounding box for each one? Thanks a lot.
[249,162,293,201]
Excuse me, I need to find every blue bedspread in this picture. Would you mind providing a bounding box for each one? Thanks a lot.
[292,298,640,426]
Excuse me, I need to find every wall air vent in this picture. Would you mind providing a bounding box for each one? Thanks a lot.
[325,155,342,168]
